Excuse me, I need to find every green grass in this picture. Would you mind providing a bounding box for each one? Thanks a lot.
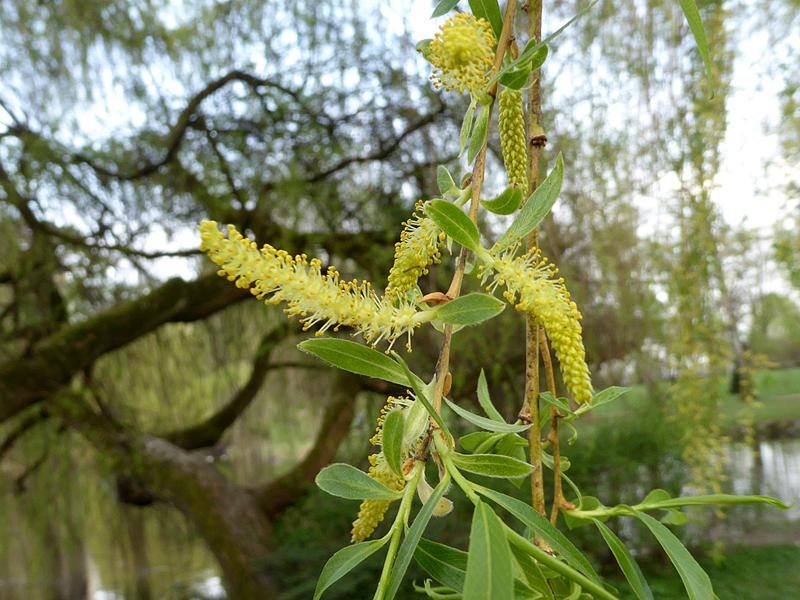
[616,544,800,600]
[587,367,800,427]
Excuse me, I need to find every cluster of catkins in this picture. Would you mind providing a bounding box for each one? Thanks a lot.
[198,12,594,543]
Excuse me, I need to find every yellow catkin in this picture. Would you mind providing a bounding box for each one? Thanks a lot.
[498,87,528,189]
[385,201,446,303]
[483,250,592,403]
[199,220,425,349]
[428,13,496,95]
[351,453,405,542]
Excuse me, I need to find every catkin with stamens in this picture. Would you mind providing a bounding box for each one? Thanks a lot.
[428,14,496,95]
[199,220,429,350]
[385,201,446,303]
[498,87,529,189]
[351,454,406,542]
[482,250,592,403]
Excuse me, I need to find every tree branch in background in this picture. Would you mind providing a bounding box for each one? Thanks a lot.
[258,372,360,517]
[164,323,290,450]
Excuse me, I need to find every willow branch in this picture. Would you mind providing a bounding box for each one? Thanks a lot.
[524,0,548,518]
[429,0,519,419]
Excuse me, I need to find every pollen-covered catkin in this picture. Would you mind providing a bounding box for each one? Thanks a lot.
[498,87,529,189]
[428,13,496,95]
[351,453,405,542]
[483,250,592,403]
[385,201,445,303]
[199,220,426,349]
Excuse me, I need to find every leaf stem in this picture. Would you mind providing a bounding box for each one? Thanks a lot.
[504,526,618,600]
[372,463,423,600]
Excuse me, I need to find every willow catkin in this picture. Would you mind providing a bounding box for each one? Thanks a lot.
[498,87,529,189]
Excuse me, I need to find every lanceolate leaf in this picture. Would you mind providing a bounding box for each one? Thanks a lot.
[382,409,405,476]
[437,165,458,195]
[475,486,601,583]
[592,519,653,600]
[677,0,713,81]
[299,338,410,386]
[415,538,468,591]
[468,0,503,38]
[482,185,524,215]
[499,45,548,90]
[431,0,460,18]
[435,292,505,326]
[315,463,403,500]
[451,452,532,479]
[468,105,490,164]
[460,431,500,452]
[391,352,449,435]
[313,536,390,600]
[491,1,598,84]
[464,500,513,600]
[384,475,451,600]
[477,369,505,422]
[495,153,564,251]
[638,493,789,511]
[460,100,477,155]
[426,199,482,254]
[634,512,713,600]
[443,396,531,433]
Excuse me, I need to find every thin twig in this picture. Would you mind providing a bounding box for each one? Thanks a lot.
[540,332,565,524]
[524,0,548,518]
[429,0,520,419]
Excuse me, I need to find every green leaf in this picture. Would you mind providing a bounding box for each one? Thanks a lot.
[415,538,468,592]
[313,536,390,600]
[499,65,531,90]
[677,0,712,81]
[492,2,597,86]
[482,186,524,215]
[641,489,672,505]
[638,493,789,511]
[475,486,601,583]
[384,475,451,600]
[634,512,713,600]
[592,520,653,600]
[416,39,433,60]
[390,352,449,435]
[435,293,504,326]
[443,396,531,433]
[464,500,513,600]
[477,369,504,422]
[426,199,482,254]
[460,100,477,156]
[495,153,564,250]
[298,338,409,386]
[499,45,548,90]
[539,392,574,416]
[437,165,458,196]
[451,452,532,479]
[468,105,489,164]
[510,542,555,599]
[460,431,500,452]
[315,463,403,500]
[431,0,460,18]
[468,0,503,38]
[382,409,405,476]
